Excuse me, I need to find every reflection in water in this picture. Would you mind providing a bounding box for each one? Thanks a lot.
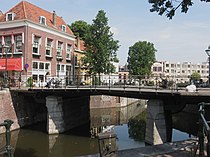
[90,100,146,137]
[0,101,147,157]
[128,110,146,141]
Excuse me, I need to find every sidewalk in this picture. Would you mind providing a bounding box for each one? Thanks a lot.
[118,139,199,157]
[80,138,206,157]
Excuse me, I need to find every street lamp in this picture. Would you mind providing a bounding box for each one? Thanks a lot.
[3,45,9,88]
[205,45,210,85]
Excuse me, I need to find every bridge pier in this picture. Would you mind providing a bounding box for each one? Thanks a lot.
[145,99,170,145]
[46,95,90,134]
[46,96,65,134]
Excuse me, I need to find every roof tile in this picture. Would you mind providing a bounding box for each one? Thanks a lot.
[0,1,74,36]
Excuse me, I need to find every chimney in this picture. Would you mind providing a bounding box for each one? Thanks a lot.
[76,36,80,50]
[52,11,56,26]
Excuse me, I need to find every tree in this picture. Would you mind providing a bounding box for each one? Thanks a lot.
[69,20,90,39]
[191,72,201,82]
[127,41,156,78]
[149,0,210,19]
[83,10,120,77]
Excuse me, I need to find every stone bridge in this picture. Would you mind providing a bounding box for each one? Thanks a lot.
[1,86,210,145]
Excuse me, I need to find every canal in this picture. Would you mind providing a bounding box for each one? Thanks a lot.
[0,100,190,157]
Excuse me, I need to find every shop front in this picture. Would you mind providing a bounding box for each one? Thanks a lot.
[0,58,23,87]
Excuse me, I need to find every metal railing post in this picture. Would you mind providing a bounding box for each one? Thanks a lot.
[198,103,205,157]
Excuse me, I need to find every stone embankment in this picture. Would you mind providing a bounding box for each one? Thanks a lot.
[0,88,47,134]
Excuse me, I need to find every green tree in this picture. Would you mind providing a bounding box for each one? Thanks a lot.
[69,20,90,39]
[83,10,120,77]
[149,0,209,19]
[191,72,201,82]
[127,41,156,79]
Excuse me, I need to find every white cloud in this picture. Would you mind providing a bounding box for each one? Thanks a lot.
[110,27,119,36]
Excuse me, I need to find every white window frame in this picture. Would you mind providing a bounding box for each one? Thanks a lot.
[32,35,41,55]
[56,41,63,59]
[4,36,12,54]
[33,61,51,72]
[0,37,2,55]
[61,25,66,32]
[66,44,72,61]
[45,38,52,57]
[39,16,46,25]
[6,12,15,21]
[14,34,23,54]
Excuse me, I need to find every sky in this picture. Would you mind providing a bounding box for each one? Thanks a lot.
[1,0,210,65]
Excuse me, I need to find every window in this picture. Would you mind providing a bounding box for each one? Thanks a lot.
[66,44,72,60]
[33,35,41,55]
[75,55,78,66]
[158,67,162,72]
[6,13,14,21]
[32,75,38,81]
[61,65,65,71]
[153,67,157,72]
[39,63,44,70]
[39,16,46,25]
[33,62,38,69]
[61,25,66,32]
[45,63,50,70]
[57,41,63,58]
[46,38,52,57]
[4,36,12,53]
[57,64,60,71]
[0,37,2,54]
[14,34,22,53]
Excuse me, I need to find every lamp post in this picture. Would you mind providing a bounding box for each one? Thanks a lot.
[3,45,9,88]
[205,45,210,85]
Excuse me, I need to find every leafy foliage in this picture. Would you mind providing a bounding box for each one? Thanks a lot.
[191,72,201,81]
[69,20,90,39]
[83,10,120,75]
[149,0,209,19]
[127,41,156,78]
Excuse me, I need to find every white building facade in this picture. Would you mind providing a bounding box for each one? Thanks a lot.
[151,61,209,83]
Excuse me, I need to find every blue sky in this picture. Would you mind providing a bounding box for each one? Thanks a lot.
[1,0,210,65]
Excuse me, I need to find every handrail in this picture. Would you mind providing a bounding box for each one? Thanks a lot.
[3,74,207,93]
[197,102,210,157]
[0,119,13,157]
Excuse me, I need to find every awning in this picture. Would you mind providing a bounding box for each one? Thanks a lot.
[0,58,23,71]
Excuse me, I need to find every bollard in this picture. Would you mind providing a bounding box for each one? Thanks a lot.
[0,119,14,157]
[98,132,117,157]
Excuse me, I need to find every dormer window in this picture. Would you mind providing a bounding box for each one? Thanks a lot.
[6,13,15,21]
[61,25,66,32]
[39,16,46,25]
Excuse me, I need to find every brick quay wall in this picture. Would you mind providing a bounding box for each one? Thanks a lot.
[0,89,47,134]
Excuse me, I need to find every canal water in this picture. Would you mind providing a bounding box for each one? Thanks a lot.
[0,101,190,157]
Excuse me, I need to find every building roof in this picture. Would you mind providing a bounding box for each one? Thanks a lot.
[0,1,74,36]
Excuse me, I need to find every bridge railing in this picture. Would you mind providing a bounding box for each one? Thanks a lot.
[197,102,210,157]
[4,74,209,91]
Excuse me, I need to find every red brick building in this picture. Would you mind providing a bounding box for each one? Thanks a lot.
[0,1,75,86]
